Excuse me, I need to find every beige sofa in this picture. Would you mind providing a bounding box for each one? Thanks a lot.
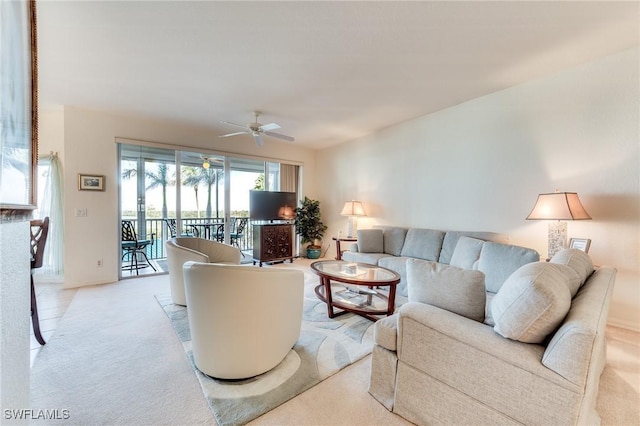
[365,232,616,424]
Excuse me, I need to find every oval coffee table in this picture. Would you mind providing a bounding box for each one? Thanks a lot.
[310,260,401,322]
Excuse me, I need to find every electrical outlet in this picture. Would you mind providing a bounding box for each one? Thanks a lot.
[97,259,103,267]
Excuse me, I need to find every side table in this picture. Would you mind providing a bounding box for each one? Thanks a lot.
[332,236,358,260]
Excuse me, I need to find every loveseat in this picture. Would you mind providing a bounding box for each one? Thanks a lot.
[351,227,616,424]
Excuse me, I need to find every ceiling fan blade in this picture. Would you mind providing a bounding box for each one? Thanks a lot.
[253,134,264,147]
[220,121,249,130]
[263,131,295,142]
[219,131,248,138]
[259,123,280,132]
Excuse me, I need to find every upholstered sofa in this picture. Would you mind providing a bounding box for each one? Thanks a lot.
[165,237,241,306]
[342,227,525,299]
[359,228,616,424]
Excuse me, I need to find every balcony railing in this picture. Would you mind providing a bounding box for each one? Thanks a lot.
[122,217,253,260]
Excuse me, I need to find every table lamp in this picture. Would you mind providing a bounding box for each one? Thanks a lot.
[340,200,366,238]
[526,191,591,259]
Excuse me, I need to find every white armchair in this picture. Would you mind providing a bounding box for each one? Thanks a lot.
[183,262,304,379]
[165,237,241,306]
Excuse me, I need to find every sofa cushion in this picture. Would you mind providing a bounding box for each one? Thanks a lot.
[477,242,540,293]
[449,236,485,270]
[357,229,384,253]
[550,248,594,287]
[400,228,446,261]
[341,251,392,265]
[407,259,486,322]
[439,231,510,264]
[382,227,408,256]
[491,262,572,344]
[378,256,411,297]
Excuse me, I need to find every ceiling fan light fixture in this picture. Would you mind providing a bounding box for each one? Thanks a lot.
[220,112,294,146]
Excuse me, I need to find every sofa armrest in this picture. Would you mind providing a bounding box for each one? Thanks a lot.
[395,302,583,425]
[397,302,576,389]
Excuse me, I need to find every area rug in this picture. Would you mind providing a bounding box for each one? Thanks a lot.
[155,291,375,425]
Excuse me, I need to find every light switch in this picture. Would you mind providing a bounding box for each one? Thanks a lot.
[75,208,87,217]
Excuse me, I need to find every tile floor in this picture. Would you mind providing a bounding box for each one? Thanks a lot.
[30,280,77,367]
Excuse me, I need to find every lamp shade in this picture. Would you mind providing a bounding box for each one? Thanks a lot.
[340,200,366,216]
[526,192,591,220]
[278,205,295,220]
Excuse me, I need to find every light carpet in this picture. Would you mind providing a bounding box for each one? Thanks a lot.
[155,288,375,426]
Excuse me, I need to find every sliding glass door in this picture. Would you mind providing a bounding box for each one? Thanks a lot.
[118,142,299,278]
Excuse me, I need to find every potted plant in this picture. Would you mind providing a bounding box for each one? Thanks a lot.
[294,196,328,259]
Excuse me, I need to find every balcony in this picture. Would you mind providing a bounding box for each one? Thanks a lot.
[121,217,253,276]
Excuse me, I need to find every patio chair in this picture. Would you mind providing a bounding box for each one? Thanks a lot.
[230,217,249,255]
[164,218,193,238]
[121,220,156,275]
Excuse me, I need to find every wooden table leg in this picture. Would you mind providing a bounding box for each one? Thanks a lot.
[323,277,336,318]
[387,285,397,316]
[335,240,342,260]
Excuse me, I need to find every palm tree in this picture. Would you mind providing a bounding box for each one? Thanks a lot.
[182,166,202,218]
[182,167,220,219]
[145,163,175,218]
[123,162,175,219]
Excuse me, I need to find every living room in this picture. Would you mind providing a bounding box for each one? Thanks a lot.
[1,1,638,424]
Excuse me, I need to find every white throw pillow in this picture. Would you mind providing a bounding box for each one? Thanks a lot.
[550,248,594,287]
[449,236,485,270]
[491,262,571,344]
[407,258,486,323]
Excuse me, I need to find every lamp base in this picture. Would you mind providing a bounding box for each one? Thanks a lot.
[548,221,567,259]
[346,216,358,238]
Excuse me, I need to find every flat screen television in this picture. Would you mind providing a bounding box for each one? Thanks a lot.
[249,190,297,222]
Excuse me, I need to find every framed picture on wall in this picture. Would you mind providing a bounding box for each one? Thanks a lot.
[569,238,591,253]
[78,174,105,191]
[0,0,38,212]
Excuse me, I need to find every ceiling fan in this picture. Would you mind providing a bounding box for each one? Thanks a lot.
[199,155,223,169]
[219,112,295,147]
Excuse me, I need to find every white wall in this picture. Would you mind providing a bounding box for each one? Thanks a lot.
[39,107,317,288]
[318,48,640,331]
[0,220,30,422]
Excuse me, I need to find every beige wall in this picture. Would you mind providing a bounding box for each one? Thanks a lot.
[318,48,639,331]
[39,107,317,288]
[0,220,30,420]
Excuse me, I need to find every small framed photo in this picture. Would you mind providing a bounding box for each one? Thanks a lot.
[78,174,105,191]
[569,238,591,253]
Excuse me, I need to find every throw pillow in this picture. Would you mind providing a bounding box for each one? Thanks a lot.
[357,229,384,253]
[491,262,571,344]
[407,258,486,323]
[550,248,594,287]
[477,241,540,293]
[449,236,485,269]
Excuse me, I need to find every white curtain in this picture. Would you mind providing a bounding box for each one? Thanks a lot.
[280,164,299,195]
[35,152,64,278]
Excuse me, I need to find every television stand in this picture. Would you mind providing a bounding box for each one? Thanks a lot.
[252,223,294,267]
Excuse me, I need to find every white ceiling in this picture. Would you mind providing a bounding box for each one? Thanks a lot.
[37,1,639,150]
